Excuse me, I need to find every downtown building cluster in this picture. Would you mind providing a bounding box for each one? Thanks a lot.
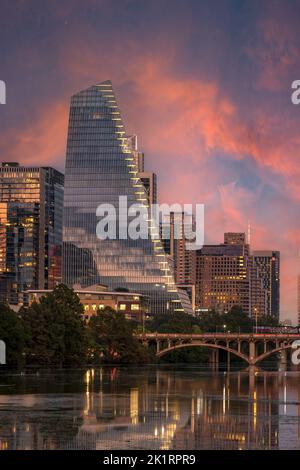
[196,233,280,320]
[0,81,281,321]
[161,218,280,320]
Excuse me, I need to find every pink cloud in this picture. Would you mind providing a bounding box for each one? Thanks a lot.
[1,23,299,321]
[0,102,68,168]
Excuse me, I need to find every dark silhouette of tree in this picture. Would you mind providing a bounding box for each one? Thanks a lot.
[0,302,25,366]
[21,284,86,366]
[87,307,151,364]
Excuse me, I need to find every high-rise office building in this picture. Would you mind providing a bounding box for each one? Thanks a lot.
[249,251,280,320]
[0,162,64,304]
[161,212,196,286]
[196,233,250,315]
[62,80,192,315]
[196,232,280,319]
[161,211,197,312]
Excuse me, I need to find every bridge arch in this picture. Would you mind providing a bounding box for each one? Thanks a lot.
[156,341,249,364]
[254,343,295,365]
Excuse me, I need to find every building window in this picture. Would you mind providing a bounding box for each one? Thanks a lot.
[99,304,105,310]
[119,304,126,310]
[131,304,139,310]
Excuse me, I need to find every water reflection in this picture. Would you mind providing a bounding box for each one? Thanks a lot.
[0,366,299,450]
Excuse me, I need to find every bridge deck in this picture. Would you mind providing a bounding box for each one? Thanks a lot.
[137,333,300,340]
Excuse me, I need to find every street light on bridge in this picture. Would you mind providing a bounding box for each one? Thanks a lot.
[254,307,258,334]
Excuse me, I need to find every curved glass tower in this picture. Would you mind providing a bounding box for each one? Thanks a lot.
[63,81,192,315]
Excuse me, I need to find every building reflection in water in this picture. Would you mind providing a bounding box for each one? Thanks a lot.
[0,367,300,450]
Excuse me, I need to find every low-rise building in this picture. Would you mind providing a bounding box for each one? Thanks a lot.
[25,284,149,322]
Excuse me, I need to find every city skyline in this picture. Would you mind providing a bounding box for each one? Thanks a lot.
[0,1,300,321]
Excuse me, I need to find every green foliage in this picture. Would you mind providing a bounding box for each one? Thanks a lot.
[22,284,86,366]
[159,347,209,363]
[148,312,199,334]
[0,302,25,366]
[220,305,253,332]
[195,310,222,333]
[193,306,252,333]
[148,307,259,336]
[87,307,151,364]
[256,314,280,327]
[0,282,282,368]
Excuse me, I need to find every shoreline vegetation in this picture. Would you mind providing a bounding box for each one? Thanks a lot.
[0,284,280,368]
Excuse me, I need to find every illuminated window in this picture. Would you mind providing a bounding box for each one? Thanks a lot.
[119,304,126,310]
[131,304,139,310]
[99,304,105,310]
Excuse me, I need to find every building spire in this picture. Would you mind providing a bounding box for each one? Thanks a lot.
[247,220,251,246]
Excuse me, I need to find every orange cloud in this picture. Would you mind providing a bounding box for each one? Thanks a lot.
[1,28,299,321]
[0,101,68,168]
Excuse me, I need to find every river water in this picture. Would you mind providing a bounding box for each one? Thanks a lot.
[0,365,299,450]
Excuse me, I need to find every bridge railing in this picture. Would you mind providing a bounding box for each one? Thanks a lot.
[136,332,300,340]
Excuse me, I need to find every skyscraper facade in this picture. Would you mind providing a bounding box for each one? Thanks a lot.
[196,233,250,315]
[195,232,280,319]
[62,81,192,315]
[160,211,197,312]
[0,162,64,304]
[161,211,196,286]
[250,251,280,320]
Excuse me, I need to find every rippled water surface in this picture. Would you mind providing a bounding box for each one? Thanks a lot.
[0,365,299,450]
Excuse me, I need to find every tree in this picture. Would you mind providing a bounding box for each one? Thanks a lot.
[21,301,53,365]
[196,310,222,333]
[148,312,199,334]
[223,306,253,332]
[256,314,280,328]
[87,307,151,364]
[0,302,25,366]
[197,307,253,333]
[21,284,87,366]
[50,284,86,365]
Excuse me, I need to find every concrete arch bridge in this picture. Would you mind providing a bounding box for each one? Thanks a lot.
[137,333,300,366]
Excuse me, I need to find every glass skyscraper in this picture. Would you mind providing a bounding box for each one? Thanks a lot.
[63,80,192,315]
[0,162,64,304]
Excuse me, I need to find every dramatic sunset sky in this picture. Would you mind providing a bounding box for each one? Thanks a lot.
[0,0,300,321]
